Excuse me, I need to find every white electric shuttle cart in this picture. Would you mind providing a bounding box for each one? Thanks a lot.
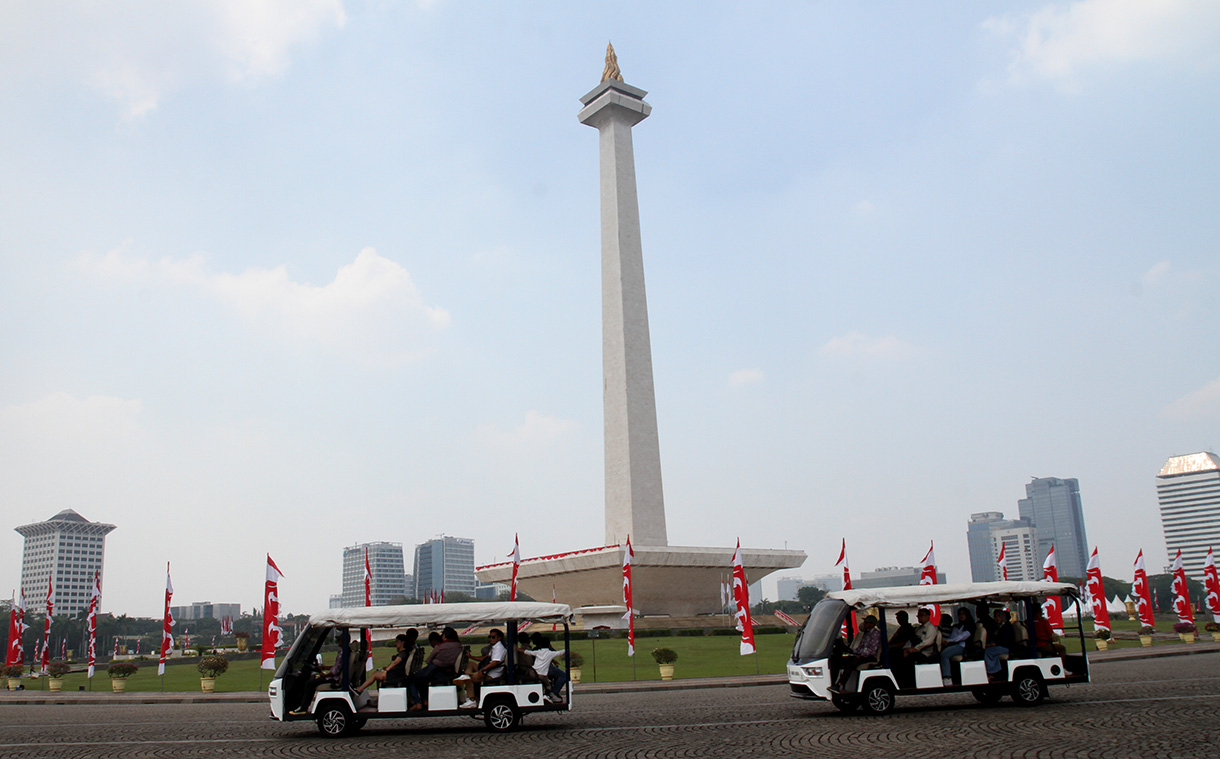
[788,581,1089,715]
[269,601,574,736]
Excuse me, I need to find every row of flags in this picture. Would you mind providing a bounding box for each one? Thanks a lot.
[6,571,103,676]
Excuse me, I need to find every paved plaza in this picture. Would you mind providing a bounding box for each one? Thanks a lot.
[2,654,1217,759]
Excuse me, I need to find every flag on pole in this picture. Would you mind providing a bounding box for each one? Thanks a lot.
[41,576,54,674]
[997,542,1008,582]
[1204,547,1220,624]
[622,537,635,657]
[363,549,374,672]
[508,534,521,602]
[261,555,284,670]
[86,571,100,678]
[1133,549,1155,628]
[834,539,856,637]
[113,638,119,657]
[919,541,941,626]
[732,539,755,655]
[1170,550,1194,624]
[552,584,558,631]
[1153,587,1160,611]
[1085,547,1110,632]
[5,590,26,667]
[159,563,174,676]
[1041,544,1064,633]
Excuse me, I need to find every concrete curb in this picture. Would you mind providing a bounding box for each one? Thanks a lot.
[2,643,1215,705]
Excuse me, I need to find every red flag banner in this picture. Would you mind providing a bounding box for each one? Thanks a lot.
[1086,547,1110,632]
[159,563,174,676]
[835,539,856,637]
[41,577,54,674]
[1133,549,1155,628]
[363,549,374,672]
[1041,544,1064,632]
[86,572,100,678]
[261,555,284,671]
[997,542,1008,582]
[1204,548,1220,623]
[732,539,755,655]
[1170,550,1194,624]
[919,541,941,626]
[5,590,25,667]
[509,534,521,602]
[622,538,635,657]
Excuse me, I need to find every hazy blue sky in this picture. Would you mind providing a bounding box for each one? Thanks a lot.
[2,1,1217,617]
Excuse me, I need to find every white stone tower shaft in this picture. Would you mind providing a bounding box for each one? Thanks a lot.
[578,74,668,548]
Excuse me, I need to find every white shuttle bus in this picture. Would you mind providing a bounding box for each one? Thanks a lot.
[788,581,1089,715]
[269,601,574,736]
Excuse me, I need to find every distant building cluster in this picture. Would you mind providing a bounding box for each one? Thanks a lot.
[855,566,946,589]
[170,601,240,621]
[336,535,482,608]
[967,477,1089,582]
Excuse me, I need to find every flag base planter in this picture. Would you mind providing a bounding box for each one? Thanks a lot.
[111,679,126,693]
[1139,635,1153,647]
[1179,633,1195,644]
[236,639,248,653]
[1094,639,1109,651]
[1212,633,1220,643]
[48,678,63,692]
[6,678,19,691]
[200,677,215,693]
[570,667,581,685]
[658,664,675,681]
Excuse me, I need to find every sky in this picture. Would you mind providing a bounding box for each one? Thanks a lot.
[1,0,1218,618]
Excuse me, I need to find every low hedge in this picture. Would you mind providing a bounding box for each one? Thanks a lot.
[675,628,707,637]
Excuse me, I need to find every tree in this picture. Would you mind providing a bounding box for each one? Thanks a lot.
[797,585,827,608]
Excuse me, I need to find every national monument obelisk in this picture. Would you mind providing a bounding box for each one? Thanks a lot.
[475,47,805,619]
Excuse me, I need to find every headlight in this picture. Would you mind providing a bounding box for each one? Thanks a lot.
[802,666,823,677]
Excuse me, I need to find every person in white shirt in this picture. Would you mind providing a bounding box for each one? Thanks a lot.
[528,633,569,703]
[457,629,507,708]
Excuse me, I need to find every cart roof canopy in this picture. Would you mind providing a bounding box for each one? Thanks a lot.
[308,601,574,629]
[828,581,1079,609]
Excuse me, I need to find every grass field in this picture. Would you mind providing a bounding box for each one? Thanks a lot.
[14,618,1208,693]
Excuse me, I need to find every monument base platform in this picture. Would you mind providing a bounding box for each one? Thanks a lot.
[476,544,806,618]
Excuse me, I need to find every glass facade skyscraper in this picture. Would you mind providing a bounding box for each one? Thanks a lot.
[341,542,407,608]
[966,512,1038,582]
[1018,477,1089,580]
[1157,452,1220,577]
[413,536,476,599]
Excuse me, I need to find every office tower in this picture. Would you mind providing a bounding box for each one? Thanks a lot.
[15,509,116,616]
[855,566,948,589]
[1018,478,1090,580]
[1157,452,1220,577]
[341,542,407,608]
[967,512,1039,582]
[413,536,476,599]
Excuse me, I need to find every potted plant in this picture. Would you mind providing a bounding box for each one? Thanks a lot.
[46,661,72,692]
[1205,621,1220,642]
[108,661,139,693]
[567,651,583,685]
[234,631,249,653]
[196,655,229,693]
[1173,621,1196,644]
[4,664,24,691]
[651,647,678,681]
[1138,625,1155,647]
[1093,628,1111,651]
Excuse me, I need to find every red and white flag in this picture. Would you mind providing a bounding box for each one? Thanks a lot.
[919,541,941,626]
[1041,544,1064,633]
[508,534,521,602]
[5,590,25,667]
[1170,550,1194,624]
[363,550,374,672]
[159,563,174,676]
[732,540,755,655]
[113,638,119,657]
[261,555,285,670]
[220,616,233,636]
[86,571,100,678]
[1085,547,1110,632]
[41,576,53,674]
[997,542,1009,581]
[1204,547,1220,624]
[551,584,558,631]
[622,537,635,657]
[1132,549,1155,628]
[834,539,856,637]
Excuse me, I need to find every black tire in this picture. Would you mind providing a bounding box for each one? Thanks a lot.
[483,697,520,732]
[316,703,352,738]
[861,681,895,715]
[971,686,1003,705]
[1010,672,1046,707]
[831,693,860,713]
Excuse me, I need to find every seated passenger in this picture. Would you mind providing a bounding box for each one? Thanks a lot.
[902,607,940,664]
[1032,605,1067,657]
[529,632,569,703]
[457,628,507,709]
[939,607,975,685]
[355,629,421,695]
[515,637,540,683]
[984,608,1015,677]
[408,626,463,710]
[888,610,916,657]
[829,615,882,692]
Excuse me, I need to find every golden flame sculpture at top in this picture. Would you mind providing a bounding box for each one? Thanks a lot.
[602,42,623,83]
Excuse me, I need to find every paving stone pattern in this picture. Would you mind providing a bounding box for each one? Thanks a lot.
[1,654,1217,758]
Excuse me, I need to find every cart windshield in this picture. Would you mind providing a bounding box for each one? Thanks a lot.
[792,599,849,664]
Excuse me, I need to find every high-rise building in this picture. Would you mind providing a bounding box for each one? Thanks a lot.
[413,536,476,599]
[15,509,116,617]
[1018,477,1089,580]
[1157,452,1220,577]
[341,542,407,608]
[854,566,947,589]
[170,601,240,621]
[967,512,1038,582]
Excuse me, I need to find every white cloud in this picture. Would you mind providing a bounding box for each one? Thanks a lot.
[478,411,577,448]
[1140,260,1172,290]
[821,332,916,360]
[985,0,1220,89]
[728,369,764,388]
[73,244,449,353]
[1163,376,1220,419]
[0,1,346,119]
[853,200,877,217]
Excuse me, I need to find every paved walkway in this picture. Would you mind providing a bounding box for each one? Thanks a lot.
[2,640,1215,705]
